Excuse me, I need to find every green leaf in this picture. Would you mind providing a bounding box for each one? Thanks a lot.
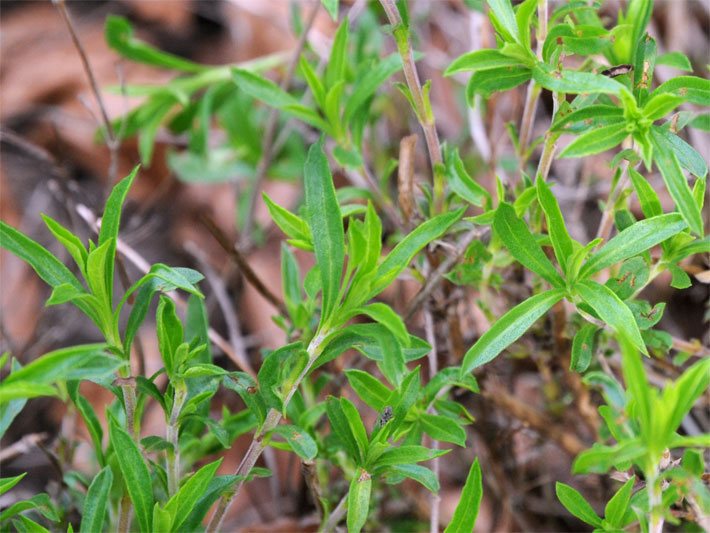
[515,0,539,52]
[533,63,626,95]
[263,194,312,243]
[370,209,464,296]
[41,215,87,273]
[325,20,348,90]
[652,76,710,106]
[604,476,635,528]
[444,458,483,533]
[79,467,113,533]
[109,417,154,533]
[0,221,83,290]
[465,67,532,99]
[345,370,391,411]
[651,133,703,236]
[156,296,183,377]
[445,49,523,75]
[12,515,49,533]
[105,16,205,72]
[0,382,57,404]
[388,464,439,493]
[576,281,647,355]
[4,344,118,386]
[445,147,490,208]
[651,126,707,178]
[272,425,317,460]
[353,302,409,347]
[98,166,138,301]
[559,122,628,158]
[326,397,364,464]
[656,51,693,71]
[374,445,448,468]
[555,483,603,527]
[164,459,222,531]
[536,179,574,273]
[232,69,298,108]
[570,323,599,372]
[461,289,565,373]
[0,474,27,497]
[304,139,344,325]
[343,54,402,124]
[579,213,687,278]
[487,0,520,43]
[85,240,113,310]
[493,203,565,287]
[68,382,105,466]
[551,104,624,132]
[629,168,662,218]
[419,413,466,447]
[641,93,685,121]
[347,470,371,533]
[321,0,339,21]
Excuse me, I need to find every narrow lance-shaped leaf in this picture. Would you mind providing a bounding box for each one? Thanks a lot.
[164,459,223,531]
[493,203,565,287]
[462,289,566,374]
[575,281,647,355]
[533,63,626,95]
[79,467,113,533]
[652,135,704,237]
[559,122,628,159]
[579,213,686,278]
[487,0,520,43]
[98,167,139,306]
[304,139,344,325]
[445,49,523,75]
[555,483,603,527]
[347,470,371,533]
[369,209,464,297]
[444,458,483,533]
[0,221,83,290]
[536,179,574,273]
[109,417,154,533]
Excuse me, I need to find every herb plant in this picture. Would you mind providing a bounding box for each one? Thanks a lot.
[1,0,708,532]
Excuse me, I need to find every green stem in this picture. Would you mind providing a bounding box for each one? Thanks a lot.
[167,382,187,496]
[380,0,445,214]
[206,331,329,532]
[647,469,664,533]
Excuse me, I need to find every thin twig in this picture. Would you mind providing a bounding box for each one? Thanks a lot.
[380,0,445,213]
[241,0,321,246]
[481,384,586,456]
[323,492,349,532]
[200,213,288,318]
[53,0,122,184]
[0,433,48,463]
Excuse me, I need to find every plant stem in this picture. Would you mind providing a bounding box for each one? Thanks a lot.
[595,160,631,244]
[167,382,187,496]
[647,469,664,533]
[424,304,441,533]
[206,332,328,532]
[517,0,548,170]
[117,495,132,533]
[322,492,349,532]
[380,0,445,214]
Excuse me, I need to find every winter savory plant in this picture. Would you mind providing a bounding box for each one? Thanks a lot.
[1,0,708,531]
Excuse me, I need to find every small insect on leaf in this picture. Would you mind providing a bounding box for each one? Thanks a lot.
[601,64,633,77]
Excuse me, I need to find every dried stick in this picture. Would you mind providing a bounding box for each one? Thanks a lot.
[200,213,288,318]
[241,0,321,246]
[481,385,586,456]
[53,0,121,184]
[323,492,349,532]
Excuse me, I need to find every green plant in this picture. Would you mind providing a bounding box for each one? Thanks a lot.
[1,0,708,532]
